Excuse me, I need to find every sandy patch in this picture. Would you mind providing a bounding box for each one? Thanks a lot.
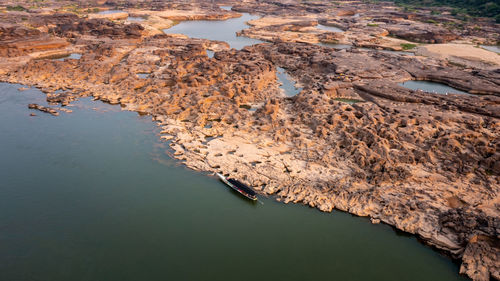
[88,12,128,20]
[416,43,500,68]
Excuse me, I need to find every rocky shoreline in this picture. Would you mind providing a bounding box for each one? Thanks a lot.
[0,1,499,280]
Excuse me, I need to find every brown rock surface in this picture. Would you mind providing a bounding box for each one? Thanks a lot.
[384,21,459,43]
[0,25,69,57]
[28,103,59,116]
[49,18,144,39]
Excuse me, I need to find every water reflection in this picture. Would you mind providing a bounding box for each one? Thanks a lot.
[98,10,125,14]
[400,80,470,95]
[277,67,301,96]
[318,43,352,49]
[53,53,82,61]
[480,45,500,54]
[317,24,343,33]
[163,12,264,50]
[127,17,145,22]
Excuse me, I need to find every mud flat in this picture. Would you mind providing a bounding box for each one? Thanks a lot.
[0,1,499,280]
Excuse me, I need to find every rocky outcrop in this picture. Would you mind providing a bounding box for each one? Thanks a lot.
[28,103,59,116]
[0,25,69,57]
[49,18,144,39]
[238,17,344,44]
[384,21,459,43]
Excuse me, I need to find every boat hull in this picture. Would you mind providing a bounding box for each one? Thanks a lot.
[216,173,257,201]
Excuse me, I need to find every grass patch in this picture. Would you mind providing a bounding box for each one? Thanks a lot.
[400,43,417,50]
[367,23,379,27]
[7,5,26,11]
[86,8,100,13]
[334,98,363,104]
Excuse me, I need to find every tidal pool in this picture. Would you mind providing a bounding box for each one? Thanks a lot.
[400,80,470,95]
[0,82,468,281]
[163,12,265,50]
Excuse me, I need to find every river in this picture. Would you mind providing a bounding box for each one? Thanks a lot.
[0,7,470,281]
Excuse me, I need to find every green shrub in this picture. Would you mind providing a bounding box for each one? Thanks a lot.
[392,0,499,20]
[7,5,26,11]
[400,43,417,50]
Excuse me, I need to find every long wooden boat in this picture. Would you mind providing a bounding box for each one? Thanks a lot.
[216,173,257,201]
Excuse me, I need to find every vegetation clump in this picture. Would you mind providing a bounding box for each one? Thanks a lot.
[7,5,26,11]
[391,0,500,22]
[400,43,417,50]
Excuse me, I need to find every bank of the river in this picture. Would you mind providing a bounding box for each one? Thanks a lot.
[0,83,469,281]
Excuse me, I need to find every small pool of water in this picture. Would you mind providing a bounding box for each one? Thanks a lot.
[54,53,82,61]
[317,44,414,56]
[480,45,500,54]
[400,80,470,95]
[318,43,352,49]
[163,12,264,50]
[127,16,145,22]
[206,50,215,58]
[317,24,343,33]
[137,73,150,79]
[359,47,415,56]
[335,98,363,104]
[220,6,232,11]
[277,67,302,97]
[98,10,125,14]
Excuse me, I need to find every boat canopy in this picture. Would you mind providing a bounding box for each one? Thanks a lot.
[227,179,256,196]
